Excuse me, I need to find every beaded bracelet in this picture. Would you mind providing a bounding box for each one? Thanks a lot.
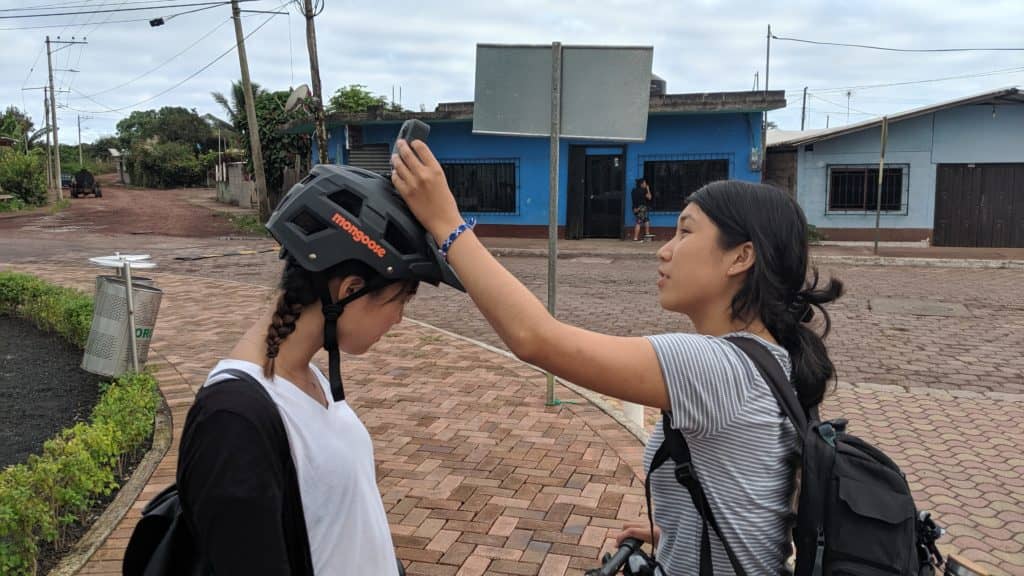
[440,217,476,261]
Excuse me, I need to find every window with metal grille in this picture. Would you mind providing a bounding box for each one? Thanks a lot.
[440,159,518,214]
[827,165,908,212]
[642,158,730,212]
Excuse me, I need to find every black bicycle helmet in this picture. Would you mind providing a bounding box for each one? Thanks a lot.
[265,163,464,402]
[267,163,463,290]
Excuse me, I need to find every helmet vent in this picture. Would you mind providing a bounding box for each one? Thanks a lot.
[385,220,417,255]
[327,188,363,218]
[292,209,328,236]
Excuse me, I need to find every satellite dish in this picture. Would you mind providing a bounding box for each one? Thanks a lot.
[284,84,311,113]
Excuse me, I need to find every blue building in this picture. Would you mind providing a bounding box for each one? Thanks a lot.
[766,87,1024,247]
[285,87,785,238]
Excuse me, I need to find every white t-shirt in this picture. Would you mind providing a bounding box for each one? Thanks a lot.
[205,359,398,576]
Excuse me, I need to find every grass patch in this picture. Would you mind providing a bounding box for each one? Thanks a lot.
[227,213,269,236]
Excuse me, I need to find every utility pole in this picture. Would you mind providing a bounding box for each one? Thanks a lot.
[78,115,88,166]
[801,87,808,131]
[231,0,270,219]
[44,88,54,201]
[846,90,852,124]
[45,36,86,202]
[299,0,328,165]
[46,36,62,201]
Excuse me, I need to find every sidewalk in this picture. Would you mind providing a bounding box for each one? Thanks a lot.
[2,262,1019,574]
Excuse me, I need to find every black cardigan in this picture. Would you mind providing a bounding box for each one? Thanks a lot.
[177,374,314,575]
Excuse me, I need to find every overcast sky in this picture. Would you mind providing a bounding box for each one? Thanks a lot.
[3,0,1022,143]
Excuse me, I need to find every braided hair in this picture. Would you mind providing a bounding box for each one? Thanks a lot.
[262,258,418,378]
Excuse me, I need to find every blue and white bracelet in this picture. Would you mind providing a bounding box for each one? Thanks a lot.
[440,217,476,261]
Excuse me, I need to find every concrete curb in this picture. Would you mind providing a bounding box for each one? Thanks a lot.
[489,247,1024,269]
[811,255,1024,270]
[46,392,174,576]
[404,318,650,445]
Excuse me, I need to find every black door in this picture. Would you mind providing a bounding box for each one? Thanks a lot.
[582,154,625,238]
[935,163,1024,247]
[566,146,587,239]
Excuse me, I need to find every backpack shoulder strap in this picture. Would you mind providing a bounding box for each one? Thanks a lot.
[725,336,810,436]
[650,413,748,576]
[200,367,315,575]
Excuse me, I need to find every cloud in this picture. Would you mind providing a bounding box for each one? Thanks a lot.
[1,0,1021,141]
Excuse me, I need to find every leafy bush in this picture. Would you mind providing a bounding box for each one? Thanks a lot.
[0,272,160,575]
[127,141,204,189]
[0,149,46,206]
[807,224,826,244]
[0,196,27,213]
[0,272,93,346]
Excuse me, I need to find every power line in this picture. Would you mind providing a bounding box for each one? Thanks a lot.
[1,14,150,30]
[0,1,231,30]
[0,0,211,12]
[771,34,1024,53]
[0,1,252,19]
[779,64,1024,98]
[64,10,280,114]
[293,0,324,17]
[75,16,232,98]
[809,93,875,116]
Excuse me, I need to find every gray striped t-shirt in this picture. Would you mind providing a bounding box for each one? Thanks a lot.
[644,332,798,575]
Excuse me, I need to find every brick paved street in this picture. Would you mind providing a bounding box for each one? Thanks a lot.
[2,214,1023,572]
[160,249,1024,397]
[166,249,1024,572]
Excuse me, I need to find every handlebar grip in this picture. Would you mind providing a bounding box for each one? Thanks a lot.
[589,538,643,576]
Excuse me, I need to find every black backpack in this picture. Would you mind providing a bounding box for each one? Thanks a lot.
[123,369,309,576]
[645,336,944,576]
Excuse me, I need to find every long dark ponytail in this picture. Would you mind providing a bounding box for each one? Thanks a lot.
[689,181,844,410]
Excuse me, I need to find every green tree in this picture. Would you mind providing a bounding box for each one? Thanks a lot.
[115,107,214,151]
[326,84,388,114]
[0,148,47,205]
[115,110,159,143]
[89,136,124,160]
[211,81,262,129]
[127,141,204,188]
[1,107,33,140]
[213,81,310,209]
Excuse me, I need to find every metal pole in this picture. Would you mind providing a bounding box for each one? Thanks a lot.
[231,0,270,219]
[801,87,808,131]
[46,36,63,201]
[873,116,889,255]
[761,24,771,179]
[78,115,83,166]
[122,261,140,373]
[546,42,562,407]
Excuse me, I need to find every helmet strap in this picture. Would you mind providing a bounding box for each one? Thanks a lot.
[317,274,393,402]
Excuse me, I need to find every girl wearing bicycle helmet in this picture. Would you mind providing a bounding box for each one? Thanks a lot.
[392,139,842,575]
[176,165,462,575]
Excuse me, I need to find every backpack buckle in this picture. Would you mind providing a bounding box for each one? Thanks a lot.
[673,462,694,485]
[818,423,838,448]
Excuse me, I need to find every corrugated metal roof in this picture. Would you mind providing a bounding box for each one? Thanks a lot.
[767,87,1022,148]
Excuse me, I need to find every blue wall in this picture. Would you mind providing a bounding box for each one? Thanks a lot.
[319,112,763,230]
[795,103,1024,231]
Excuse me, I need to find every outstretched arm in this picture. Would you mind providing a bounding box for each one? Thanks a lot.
[391,140,669,409]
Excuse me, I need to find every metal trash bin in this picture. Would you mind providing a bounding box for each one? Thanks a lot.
[82,255,162,377]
